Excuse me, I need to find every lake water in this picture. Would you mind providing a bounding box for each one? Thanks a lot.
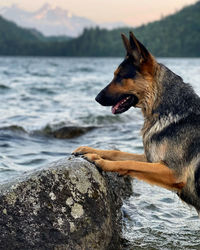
[0,57,200,249]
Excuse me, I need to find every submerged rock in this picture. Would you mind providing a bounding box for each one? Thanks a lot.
[37,125,97,139]
[0,156,132,249]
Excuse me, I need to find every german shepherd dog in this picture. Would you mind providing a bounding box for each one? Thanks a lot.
[74,32,200,214]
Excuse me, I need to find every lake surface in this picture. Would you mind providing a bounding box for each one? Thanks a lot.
[0,57,200,249]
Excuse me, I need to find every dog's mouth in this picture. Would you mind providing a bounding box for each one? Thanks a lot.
[111,94,138,114]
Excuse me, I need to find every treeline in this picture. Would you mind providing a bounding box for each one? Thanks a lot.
[63,1,200,57]
[0,15,71,56]
[0,1,200,57]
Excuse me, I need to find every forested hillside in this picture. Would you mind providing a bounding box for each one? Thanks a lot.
[0,1,199,57]
[64,1,200,57]
[0,16,70,55]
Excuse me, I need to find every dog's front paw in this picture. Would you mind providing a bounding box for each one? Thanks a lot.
[83,153,101,164]
[83,153,104,169]
[73,146,97,156]
[83,153,116,173]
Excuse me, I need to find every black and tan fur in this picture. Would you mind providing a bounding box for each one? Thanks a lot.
[74,32,200,213]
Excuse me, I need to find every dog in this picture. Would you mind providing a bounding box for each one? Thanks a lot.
[74,32,200,214]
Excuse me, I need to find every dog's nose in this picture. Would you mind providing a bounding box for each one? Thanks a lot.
[95,91,103,104]
[95,87,115,106]
[95,88,110,106]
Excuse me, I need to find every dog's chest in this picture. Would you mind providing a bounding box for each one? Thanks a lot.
[144,141,167,163]
[142,117,173,162]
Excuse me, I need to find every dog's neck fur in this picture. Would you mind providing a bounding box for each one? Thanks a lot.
[142,63,200,140]
[153,64,200,117]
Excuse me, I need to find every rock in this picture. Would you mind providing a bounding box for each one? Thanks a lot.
[0,156,132,250]
[36,125,97,139]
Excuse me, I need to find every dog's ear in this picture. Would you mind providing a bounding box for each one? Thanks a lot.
[121,33,132,55]
[129,32,151,66]
[121,32,151,67]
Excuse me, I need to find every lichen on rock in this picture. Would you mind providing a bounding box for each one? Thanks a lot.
[0,156,132,249]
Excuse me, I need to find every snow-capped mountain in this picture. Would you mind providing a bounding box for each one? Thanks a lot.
[0,3,126,37]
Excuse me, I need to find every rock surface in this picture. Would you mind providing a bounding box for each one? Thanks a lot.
[0,156,132,250]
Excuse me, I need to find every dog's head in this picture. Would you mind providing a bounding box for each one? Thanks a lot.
[95,32,157,115]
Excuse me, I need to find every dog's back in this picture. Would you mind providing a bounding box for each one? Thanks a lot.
[142,63,200,212]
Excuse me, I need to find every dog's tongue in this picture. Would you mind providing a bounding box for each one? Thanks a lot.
[111,103,120,114]
[111,98,126,114]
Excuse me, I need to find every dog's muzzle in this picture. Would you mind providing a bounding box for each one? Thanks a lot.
[95,87,116,106]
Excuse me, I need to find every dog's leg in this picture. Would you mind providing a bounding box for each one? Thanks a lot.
[84,153,185,191]
[73,146,146,161]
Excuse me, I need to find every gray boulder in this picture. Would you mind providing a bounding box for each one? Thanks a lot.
[0,156,132,250]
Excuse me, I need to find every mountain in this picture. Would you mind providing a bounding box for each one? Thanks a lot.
[0,1,199,57]
[0,3,126,37]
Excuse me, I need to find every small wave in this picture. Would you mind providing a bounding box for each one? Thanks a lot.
[28,72,52,77]
[0,84,10,90]
[0,123,98,139]
[18,158,46,166]
[29,87,56,95]
[0,125,27,134]
[49,62,59,67]
[0,154,20,171]
[79,67,94,73]
[80,114,132,125]
[33,124,98,139]
[70,67,94,73]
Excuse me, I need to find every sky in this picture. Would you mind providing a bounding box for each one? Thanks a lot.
[0,0,198,26]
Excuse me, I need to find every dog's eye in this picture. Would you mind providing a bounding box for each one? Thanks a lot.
[122,71,136,79]
[115,70,136,82]
[115,74,123,82]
